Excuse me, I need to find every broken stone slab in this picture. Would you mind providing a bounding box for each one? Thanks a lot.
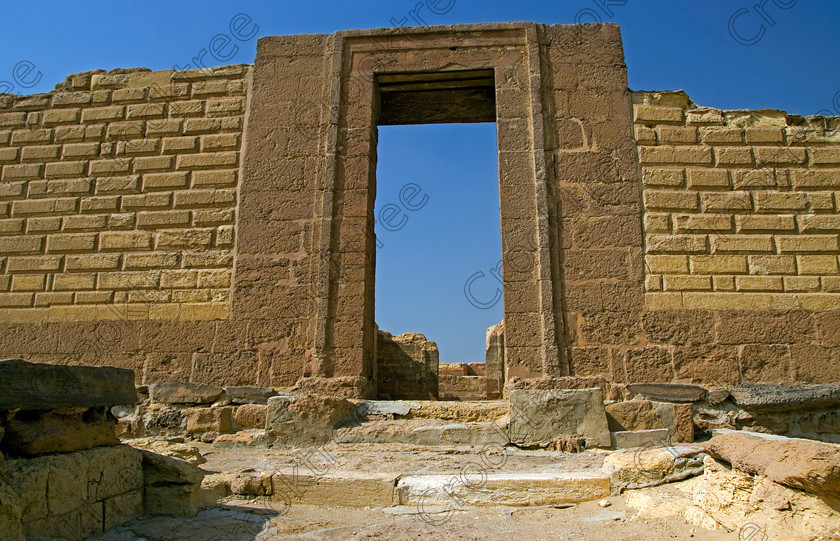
[610,429,671,449]
[626,383,706,403]
[213,430,271,448]
[605,400,664,431]
[409,422,509,446]
[1,406,118,457]
[685,455,840,538]
[602,444,706,493]
[509,388,611,448]
[397,471,611,507]
[651,402,695,443]
[125,438,206,466]
[707,389,730,406]
[706,430,840,500]
[223,386,280,405]
[267,393,355,447]
[727,383,840,411]
[0,359,137,411]
[148,382,224,405]
[358,400,422,417]
[139,449,204,486]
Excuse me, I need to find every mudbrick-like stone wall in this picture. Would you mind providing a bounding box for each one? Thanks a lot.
[0,66,247,321]
[376,331,439,400]
[0,22,838,395]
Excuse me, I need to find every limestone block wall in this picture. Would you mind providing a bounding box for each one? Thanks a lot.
[579,91,840,386]
[634,91,840,309]
[2,24,839,393]
[0,66,248,321]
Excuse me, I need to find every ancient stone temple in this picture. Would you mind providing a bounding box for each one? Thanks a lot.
[1,22,840,399]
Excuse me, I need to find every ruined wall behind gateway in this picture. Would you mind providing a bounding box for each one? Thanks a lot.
[0,22,838,395]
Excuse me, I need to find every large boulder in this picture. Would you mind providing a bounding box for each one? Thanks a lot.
[707,431,840,500]
[0,359,137,410]
[509,388,610,448]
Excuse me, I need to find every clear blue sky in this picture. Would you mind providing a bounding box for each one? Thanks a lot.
[3,1,838,362]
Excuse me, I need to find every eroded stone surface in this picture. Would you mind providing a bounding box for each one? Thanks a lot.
[610,429,671,449]
[0,359,137,410]
[626,383,706,403]
[727,384,840,411]
[125,438,206,466]
[605,400,664,431]
[685,456,840,539]
[149,383,225,405]
[602,445,706,493]
[2,406,118,457]
[706,431,840,500]
[234,404,267,429]
[509,388,611,448]
[185,407,234,435]
[224,386,279,405]
[2,445,143,540]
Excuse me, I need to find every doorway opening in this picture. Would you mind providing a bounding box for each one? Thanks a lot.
[372,70,504,400]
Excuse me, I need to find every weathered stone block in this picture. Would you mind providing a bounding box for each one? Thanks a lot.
[139,449,203,486]
[0,359,137,410]
[509,388,611,448]
[2,406,118,457]
[611,428,671,449]
[234,404,267,429]
[149,382,224,404]
[626,383,706,403]
[605,400,664,431]
[185,406,234,434]
[602,445,706,493]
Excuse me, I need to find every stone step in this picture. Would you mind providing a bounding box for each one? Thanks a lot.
[335,421,509,446]
[396,471,611,507]
[265,470,610,509]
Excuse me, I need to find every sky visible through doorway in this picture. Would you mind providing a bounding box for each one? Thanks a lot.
[375,123,503,364]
